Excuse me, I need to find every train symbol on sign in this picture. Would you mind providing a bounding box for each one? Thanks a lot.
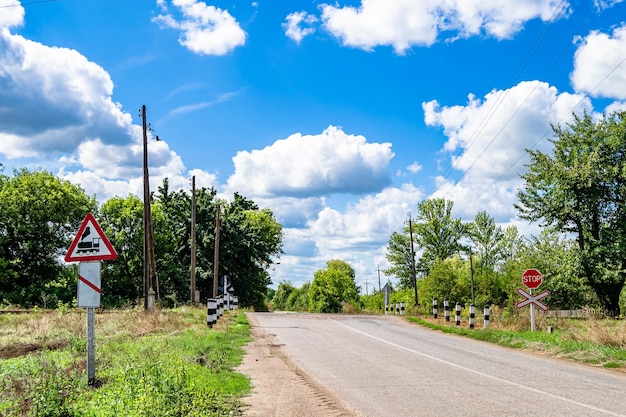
[77,237,101,254]
[75,226,101,254]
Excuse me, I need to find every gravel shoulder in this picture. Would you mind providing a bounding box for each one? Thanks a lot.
[236,313,359,417]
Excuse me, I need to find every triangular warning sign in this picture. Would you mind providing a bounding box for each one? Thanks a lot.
[65,213,118,262]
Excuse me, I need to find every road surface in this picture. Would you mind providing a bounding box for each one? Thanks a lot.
[239,312,626,417]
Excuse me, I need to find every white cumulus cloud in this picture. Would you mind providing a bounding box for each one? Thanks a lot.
[153,0,246,56]
[283,11,318,43]
[227,125,394,198]
[0,30,133,159]
[0,1,24,29]
[0,14,214,202]
[319,0,570,53]
[423,80,592,220]
[571,24,626,100]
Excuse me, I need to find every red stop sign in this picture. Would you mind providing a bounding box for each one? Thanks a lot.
[522,269,543,289]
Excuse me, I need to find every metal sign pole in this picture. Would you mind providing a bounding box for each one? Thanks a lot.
[530,288,536,332]
[87,307,96,386]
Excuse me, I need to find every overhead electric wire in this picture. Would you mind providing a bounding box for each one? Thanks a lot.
[452,56,626,220]
[0,0,58,8]
[424,0,571,199]
[425,1,620,220]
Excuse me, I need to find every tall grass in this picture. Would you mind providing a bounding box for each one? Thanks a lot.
[0,308,251,417]
[409,308,626,371]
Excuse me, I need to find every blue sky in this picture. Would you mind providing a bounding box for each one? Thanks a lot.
[1,0,626,292]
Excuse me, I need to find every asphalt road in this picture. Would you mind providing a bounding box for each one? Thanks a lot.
[250,312,626,417]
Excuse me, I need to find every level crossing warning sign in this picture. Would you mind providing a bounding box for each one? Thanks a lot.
[65,213,117,262]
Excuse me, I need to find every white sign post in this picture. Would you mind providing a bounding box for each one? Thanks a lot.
[65,213,117,386]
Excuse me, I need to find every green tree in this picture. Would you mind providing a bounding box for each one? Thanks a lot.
[468,210,505,270]
[216,194,283,310]
[286,282,310,311]
[99,195,144,306]
[517,111,626,315]
[413,198,465,273]
[154,179,193,305]
[384,231,415,289]
[273,281,297,310]
[0,169,96,307]
[419,255,469,306]
[309,260,359,313]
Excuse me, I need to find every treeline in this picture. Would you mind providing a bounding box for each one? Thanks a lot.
[272,112,626,316]
[0,169,283,310]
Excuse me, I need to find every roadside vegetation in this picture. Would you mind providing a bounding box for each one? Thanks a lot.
[2,305,626,416]
[0,170,283,311]
[0,308,251,417]
[409,312,626,370]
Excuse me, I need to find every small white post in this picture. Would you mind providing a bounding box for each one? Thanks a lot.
[484,304,490,328]
[207,298,217,328]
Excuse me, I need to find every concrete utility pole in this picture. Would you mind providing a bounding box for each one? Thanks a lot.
[212,204,221,298]
[377,264,381,293]
[141,105,159,310]
[408,213,418,306]
[190,176,196,304]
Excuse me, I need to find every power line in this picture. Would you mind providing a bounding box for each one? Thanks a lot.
[424,0,571,199]
[427,3,616,213]
[0,0,59,8]
[453,56,626,220]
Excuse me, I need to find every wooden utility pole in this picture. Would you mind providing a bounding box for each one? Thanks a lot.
[377,264,381,293]
[408,213,418,306]
[469,247,475,306]
[190,176,196,304]
[141,105,159,309]
[212,204,221,298]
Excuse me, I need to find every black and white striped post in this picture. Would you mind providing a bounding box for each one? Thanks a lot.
[444,298,450,322]
[455,302,461,325]
[432,297,438,319]
[207,298,217,328]
[400,302,405,315]
[396,302,400,315]
[469,303,475,329]
[217,295,223,318]
[233,296,239,310]
[484,304,490,328]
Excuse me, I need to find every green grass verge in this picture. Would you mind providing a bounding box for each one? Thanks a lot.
[0,309,252,417]
[407,316,626,370]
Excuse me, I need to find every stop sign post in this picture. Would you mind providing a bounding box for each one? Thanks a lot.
[522,268,543,332]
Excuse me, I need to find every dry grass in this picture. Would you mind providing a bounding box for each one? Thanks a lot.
[0,307,214,360]
[565,319,626,348]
